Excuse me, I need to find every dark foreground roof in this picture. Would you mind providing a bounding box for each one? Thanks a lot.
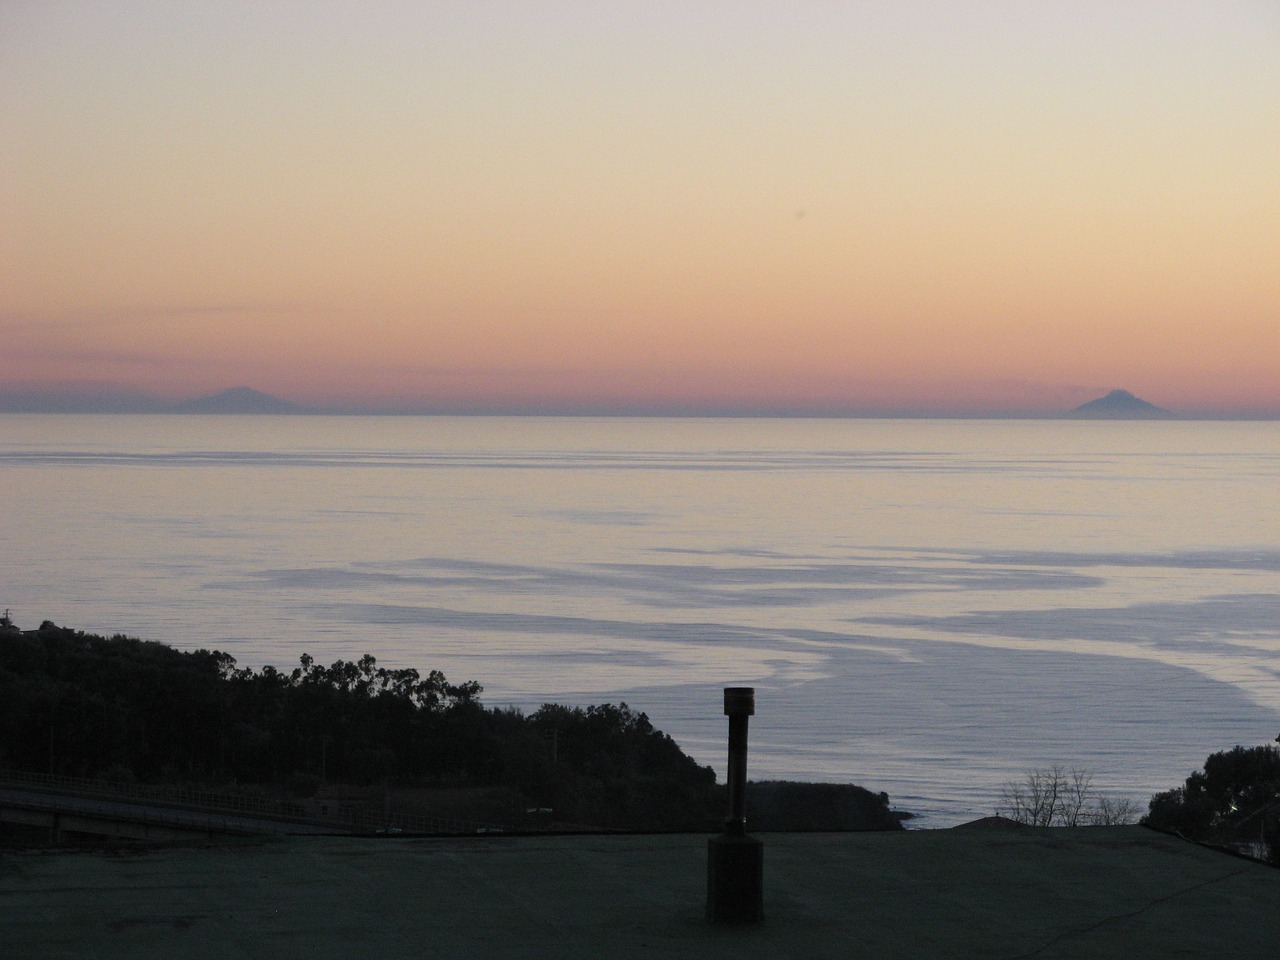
[2,827,1276,959]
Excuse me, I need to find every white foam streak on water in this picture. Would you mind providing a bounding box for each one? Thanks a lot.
[2,415,1279,826]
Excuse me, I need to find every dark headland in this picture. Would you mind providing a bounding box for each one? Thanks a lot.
[0,619,902,835]
[1066,389,1177,420]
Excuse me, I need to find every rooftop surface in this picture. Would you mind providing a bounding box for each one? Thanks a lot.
[2,825,1276,959]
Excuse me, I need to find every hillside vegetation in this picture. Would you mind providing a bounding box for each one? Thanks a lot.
[0,617,902,832]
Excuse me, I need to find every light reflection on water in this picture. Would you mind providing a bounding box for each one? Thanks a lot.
[3,415,1279,826]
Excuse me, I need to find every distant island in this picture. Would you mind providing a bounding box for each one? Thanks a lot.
[0,385,312,415]
[167,386,312,415]
[1065,389,1177,420]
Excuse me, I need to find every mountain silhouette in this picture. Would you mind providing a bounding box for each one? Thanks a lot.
[1066,389,1176,420]
[167,387,309,414]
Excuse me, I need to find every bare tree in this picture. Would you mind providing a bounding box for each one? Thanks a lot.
[1059,767,1094,826]
[1088,796,1140,826]
[1000,766,1137,826]
[1002,765,1068,826]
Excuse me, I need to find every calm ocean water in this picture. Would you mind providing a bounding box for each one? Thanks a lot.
[3,415,1279,826]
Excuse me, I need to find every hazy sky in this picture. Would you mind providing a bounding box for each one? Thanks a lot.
[4,2,1278,415]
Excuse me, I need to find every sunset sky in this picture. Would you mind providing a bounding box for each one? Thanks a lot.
[3,2,1278,416]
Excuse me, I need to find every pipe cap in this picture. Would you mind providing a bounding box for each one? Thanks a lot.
[723,687,755,716]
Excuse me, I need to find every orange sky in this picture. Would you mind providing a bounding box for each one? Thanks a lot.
[3,2,1278,415]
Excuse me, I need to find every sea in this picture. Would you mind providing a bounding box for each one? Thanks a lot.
[2,414,1278,827]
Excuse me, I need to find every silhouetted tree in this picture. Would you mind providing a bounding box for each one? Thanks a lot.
[1144,744,1280,847]
[0,621,725,827]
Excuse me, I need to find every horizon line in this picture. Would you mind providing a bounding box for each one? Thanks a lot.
[2,385,1278,421]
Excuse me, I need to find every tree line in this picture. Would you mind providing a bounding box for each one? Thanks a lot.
[1143,743,1280,861]
[0,617,901,832]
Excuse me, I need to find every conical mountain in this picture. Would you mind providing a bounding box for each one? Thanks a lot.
[1066,389,1176,420]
